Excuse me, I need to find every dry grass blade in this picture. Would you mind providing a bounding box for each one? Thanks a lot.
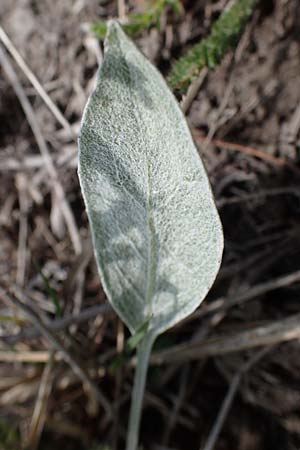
[194,133,287,167]
[150,312,300,365]
[180,68,208,114]
[0,25,75,139]
[0,44,82,255]
[194,268,300,320]
[26,352,55,450]
[0,379,40,407]
[118,0,127,20]
[201,374,240,450]
[201,347,271,450]
[15,173,29,286]
[217,186,300,207]
[0,350,54,363]
[162,365,190,445]
[3,303,112,345]
[0,286,112,418]
[64,239,93,333]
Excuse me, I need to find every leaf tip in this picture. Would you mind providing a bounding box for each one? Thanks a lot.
[106,19,124,44]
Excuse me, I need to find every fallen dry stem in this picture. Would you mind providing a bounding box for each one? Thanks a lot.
[0,25,75,139]
[0,286,111,418]
[194,268,300,320]
[16,173,29,286]
[4,303,111,345]
[117,0,127,20]
[201,347,271,450]
[150,312,300,365]
[217,186,300,207]
[0,350,55,363]
[194,133,287,167]
[0,44,82,254]
[180,68,208,114]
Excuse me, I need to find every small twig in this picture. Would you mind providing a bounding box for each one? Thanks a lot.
[201,347,271,450]
[3,303,112,345]
[150,312,300,365]
[0,153,77,171]
[0,25,75,139]
[202,374,240,450]
[217,186,300,207]
[0,44,82,254]
[0,286,112,418]
[194,133,287,167]
[162,365,190,445]
[0,350,54,363]
[194,268,300,320]
[118,0,127,20]
[180,68,208,114]
[15,173,29,286]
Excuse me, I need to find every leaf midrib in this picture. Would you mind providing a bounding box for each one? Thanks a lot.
[116,36,158,325]
[145,157,158,320]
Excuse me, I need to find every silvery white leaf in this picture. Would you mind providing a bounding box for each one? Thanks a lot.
[78,21,223,337]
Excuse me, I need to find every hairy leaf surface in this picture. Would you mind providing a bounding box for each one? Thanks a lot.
[78,21,223,336]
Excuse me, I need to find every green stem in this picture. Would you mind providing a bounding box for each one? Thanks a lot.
[126,332,155,450]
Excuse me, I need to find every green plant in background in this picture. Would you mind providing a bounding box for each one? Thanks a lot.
[168,0,258,92]
[92,0,182,39]
[78,21,223,450]
[92,0,258,94]
[0,418,19,450]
